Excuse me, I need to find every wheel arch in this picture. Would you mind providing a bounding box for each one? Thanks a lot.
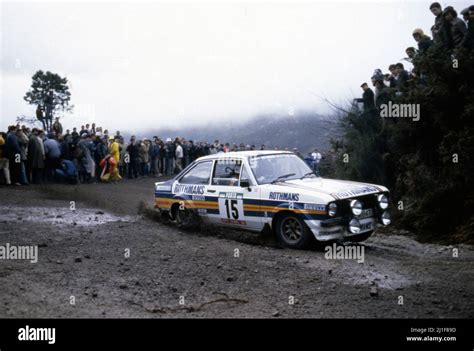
[169,196,189,220]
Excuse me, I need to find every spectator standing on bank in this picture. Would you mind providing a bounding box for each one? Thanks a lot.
[5,125,22,185]
[443,6,468,48]
[52,117,63,136]
[412,28,433,53]
[464,6,474,49]
[16,127,29,185]
[0,132,11,185]
[27,129,45,184]
[139,138,151,176]
[164,138,175,176]
[175,139,184,173]
[430,2,453,48]
[94,136,108,180]
[360,82,375,111]
[150,138,162,177]
[108,136,121,164]
[126,136,140,179]
[311,149,322,176]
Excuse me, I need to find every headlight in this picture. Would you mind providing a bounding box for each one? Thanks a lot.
[328,203,337,216]
[377,194,389,209]
[350,200,363,216]
[349,218,361,234]
[381,211,391,226]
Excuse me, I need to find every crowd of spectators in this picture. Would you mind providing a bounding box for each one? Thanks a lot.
[0,118,323,186]
[357,3,474,110]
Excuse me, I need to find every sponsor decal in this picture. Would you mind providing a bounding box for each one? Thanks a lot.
[333,186,378,199]
[155,185,172,192]
[318,229,343,236]
[220,218,247,225]
[304,203,326,211]
[173,184,205,195]
[269,192,300,201]
[219,192,243,199]
[192,195,206,201]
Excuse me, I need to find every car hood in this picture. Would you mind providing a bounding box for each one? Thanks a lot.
[272,177,387,201]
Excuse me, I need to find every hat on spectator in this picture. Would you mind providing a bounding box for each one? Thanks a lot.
[412,28,424,36]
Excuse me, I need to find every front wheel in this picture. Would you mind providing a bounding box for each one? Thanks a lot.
[275,213,313,249]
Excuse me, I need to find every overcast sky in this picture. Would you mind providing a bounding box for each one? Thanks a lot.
[0,0,470,133]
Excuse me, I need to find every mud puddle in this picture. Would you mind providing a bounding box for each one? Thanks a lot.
[0,206,136,228]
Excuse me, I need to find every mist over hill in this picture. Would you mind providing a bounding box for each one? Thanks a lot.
[131,112,341,154]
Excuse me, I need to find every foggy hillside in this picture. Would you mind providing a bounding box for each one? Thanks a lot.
[136,113,341,153]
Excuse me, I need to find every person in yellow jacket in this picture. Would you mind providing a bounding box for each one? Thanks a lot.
[108,136,120,163]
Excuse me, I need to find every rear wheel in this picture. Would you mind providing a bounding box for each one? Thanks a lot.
[175,205,200,230]
[275,213,313,249]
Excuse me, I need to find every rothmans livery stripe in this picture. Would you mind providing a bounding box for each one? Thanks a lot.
[155,193,327,217]
[155,198,218,209]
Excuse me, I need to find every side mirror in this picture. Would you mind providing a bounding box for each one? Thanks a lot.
[240,180,251,188]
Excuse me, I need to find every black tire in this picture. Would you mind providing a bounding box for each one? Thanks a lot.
[160,210,172,225]
[275,213,314,249]
[175,206,200,230]
[347,231,373,242]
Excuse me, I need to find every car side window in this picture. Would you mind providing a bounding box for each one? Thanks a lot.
[212,159,241,186]
[239,165,251,186]
[179,161,213,184]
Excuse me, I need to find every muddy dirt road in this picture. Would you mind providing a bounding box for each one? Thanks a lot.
[0,178,473,318]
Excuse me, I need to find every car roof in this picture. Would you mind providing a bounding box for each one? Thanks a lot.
[196,150,294,161]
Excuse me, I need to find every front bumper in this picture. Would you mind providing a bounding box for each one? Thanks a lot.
[305,215,385,242]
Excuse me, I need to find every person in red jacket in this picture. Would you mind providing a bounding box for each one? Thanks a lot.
[99,154,121,183]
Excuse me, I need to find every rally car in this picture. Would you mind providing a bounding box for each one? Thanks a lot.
[154,151,391,249]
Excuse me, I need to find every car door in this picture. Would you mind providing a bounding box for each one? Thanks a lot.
[205,157,264,232]
[172,160,216,220]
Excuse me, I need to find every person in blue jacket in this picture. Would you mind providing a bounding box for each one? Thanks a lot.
[55,159,78,184]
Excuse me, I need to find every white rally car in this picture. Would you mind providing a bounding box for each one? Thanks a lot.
[154,151,391,249]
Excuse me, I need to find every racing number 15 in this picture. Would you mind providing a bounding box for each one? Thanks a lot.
[224,199,239,219]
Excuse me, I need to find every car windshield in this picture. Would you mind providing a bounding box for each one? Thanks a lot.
[249,154,314,184]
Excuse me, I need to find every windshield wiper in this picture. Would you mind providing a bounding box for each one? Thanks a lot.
[271,173,296,184]
[300,171,316,180]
